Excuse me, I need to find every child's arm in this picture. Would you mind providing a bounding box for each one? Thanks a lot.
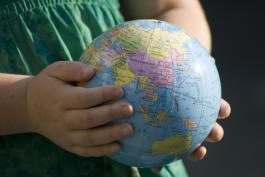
[121,0,231,162]
[121,0,211,51]
[0,61,133,157]
[0,74,32,134]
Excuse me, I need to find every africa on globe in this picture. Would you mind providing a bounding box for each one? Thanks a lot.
[79,20,221,168]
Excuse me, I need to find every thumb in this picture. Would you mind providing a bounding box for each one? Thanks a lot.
[42,61,95,82]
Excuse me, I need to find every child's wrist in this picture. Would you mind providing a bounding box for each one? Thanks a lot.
[23,75,37,133]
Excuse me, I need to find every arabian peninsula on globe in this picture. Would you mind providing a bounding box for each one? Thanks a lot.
[79,20,221,168]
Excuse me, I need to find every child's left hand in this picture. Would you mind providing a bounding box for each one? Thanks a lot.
[152,99,231,173]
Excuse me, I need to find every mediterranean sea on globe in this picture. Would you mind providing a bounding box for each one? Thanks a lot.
[79,20,221,168]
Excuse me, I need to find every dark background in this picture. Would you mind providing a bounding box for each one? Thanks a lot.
[184,1,265,177]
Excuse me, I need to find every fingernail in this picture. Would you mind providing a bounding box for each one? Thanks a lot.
[110,144,120,153]
[114,87,124,98]
[81,67,95,79]
[86,67,95,74]
[220,102,230,118]
[121,104,133,116]
[188,146,207,161]
[121,125,133,136]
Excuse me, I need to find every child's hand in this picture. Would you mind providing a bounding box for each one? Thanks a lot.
[187,99,231,161]
[26,61,133,157]
[152,99,231,173]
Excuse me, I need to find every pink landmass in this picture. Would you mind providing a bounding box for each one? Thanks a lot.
[128,51,175,88]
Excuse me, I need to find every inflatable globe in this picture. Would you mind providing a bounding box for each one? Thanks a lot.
[79,20,221,168]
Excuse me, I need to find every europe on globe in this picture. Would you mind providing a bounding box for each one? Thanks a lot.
[79,20,221,168]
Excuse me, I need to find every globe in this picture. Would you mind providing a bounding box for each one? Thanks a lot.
[79,20,221,168]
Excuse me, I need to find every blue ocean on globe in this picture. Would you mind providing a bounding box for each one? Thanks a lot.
[79,20,221,168]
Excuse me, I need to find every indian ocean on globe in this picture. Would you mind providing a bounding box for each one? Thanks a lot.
[79,20,221,168]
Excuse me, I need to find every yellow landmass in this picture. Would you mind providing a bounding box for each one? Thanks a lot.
[79,44,94,64]
[155,111,166,121]
[109,26,189,66]
[100,38,112,47]
[182,118,198,129]
[140,105,149,121]
[142,28,189,61]
[80,44,102,71]
[114,27,146,52]
[149,121,161,128]
[139,76,157,102]
[80,25,191,88]
[146,28,172,60]
[112,57,136,87]
[143,113,149,121]
[102,48,124,66]
[152,132,192,156]
[108,28,123,38]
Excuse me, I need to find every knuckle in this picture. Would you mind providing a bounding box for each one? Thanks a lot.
[101,144,119,156]
[108,127,120,140]
[70,132,91,147]
[108,104,118,119]
[79,112,89,126]
[79,111,95,128]
[83,132,96,146]
[53,94,65,108]
[52,61,66,70]
[64,116,74,131]
[94,147,109,157]
[84,112,97,128]
[88,138,98,146]
[75,66,86,80]
[108,144,120,155]
[68,132,79,146]
[101,87,110,100]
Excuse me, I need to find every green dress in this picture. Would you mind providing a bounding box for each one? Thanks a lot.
[0,0,189,176]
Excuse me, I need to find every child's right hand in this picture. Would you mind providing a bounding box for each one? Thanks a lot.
[26,61,133,157]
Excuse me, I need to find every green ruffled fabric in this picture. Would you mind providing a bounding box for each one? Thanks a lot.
[0,0,123,74]
[0,0,188,176]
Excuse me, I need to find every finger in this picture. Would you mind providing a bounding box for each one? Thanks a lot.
[205,123,224,143]
[61,86,124,109]
[70,124,133,147]
[218,99,231,119]
[42,61,95,82]
[66,102,133,130]
[71,143,120,157]
[187,145,207,161]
